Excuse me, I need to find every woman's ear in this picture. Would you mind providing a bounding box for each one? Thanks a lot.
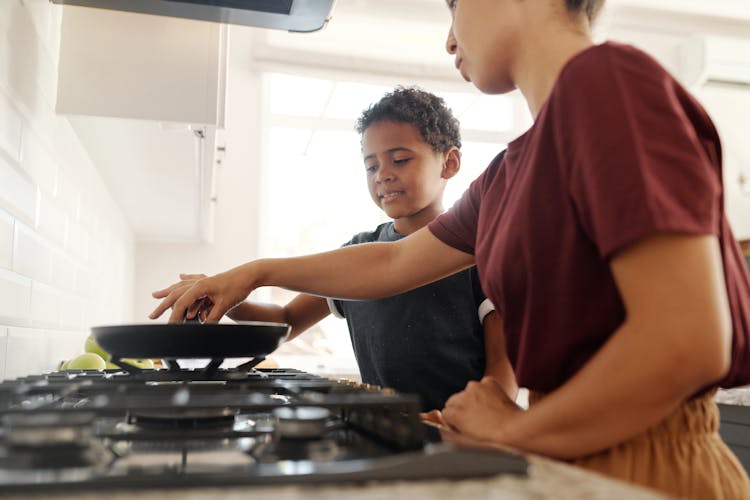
[441,147,461,179]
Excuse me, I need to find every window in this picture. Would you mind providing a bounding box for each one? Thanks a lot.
[260,73,530,377]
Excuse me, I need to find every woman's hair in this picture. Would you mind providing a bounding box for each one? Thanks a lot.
[565,0,605,22]
[356,86,461,152]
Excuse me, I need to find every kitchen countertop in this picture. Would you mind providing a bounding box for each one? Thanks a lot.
[3,455,666,499]
[716,386,750,406]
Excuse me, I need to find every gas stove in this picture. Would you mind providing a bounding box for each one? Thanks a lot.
[0,365,527,492]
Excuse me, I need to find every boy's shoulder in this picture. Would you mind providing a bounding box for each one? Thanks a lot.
[346,221,398,246]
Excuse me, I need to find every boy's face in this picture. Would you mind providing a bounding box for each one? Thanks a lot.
[362,120,452,226]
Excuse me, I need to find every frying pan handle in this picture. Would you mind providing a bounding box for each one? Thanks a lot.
[182,312,204,324]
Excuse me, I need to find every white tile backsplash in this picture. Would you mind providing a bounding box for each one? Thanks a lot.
[0,327,7,380]
[13,222,52,283]
[59,294,84,330]
[0,268,31,325]
[0,1,133,377]
[36,190,67,245]
[6,327,49,378]
[66,219,90,261]
[20,132,58,196]
[46,329,88,372]
[0,92,22,163]
[30,281,61,328]
[74,266,90,296]
[0,155,36,224]
[0,208,12,269]
[56,171,80,221]
[50,250,76,292]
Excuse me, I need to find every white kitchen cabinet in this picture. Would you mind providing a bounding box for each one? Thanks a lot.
[56,4,226,126]
[696,85,750,241]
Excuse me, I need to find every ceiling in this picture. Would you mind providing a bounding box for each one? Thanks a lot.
[64,0,750,243]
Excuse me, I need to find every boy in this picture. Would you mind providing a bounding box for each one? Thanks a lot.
[152,87,516,412]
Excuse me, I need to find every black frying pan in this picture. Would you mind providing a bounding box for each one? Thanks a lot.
[91,321,290,359]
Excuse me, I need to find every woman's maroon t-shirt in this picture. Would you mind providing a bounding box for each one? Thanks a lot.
[429,42,750,392]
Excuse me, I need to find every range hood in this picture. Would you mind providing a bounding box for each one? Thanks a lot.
[49,0,337,32]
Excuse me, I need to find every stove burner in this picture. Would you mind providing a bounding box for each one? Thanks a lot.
[129,407,238,430]
[273,406,340,439]
[2,446,99,470]
[3,412,96,448]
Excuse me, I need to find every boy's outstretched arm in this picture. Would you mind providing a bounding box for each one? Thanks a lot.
[154,227,474,324]
[228,294,331,341]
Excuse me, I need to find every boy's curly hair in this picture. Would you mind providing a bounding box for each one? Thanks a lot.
[356,86,461,152]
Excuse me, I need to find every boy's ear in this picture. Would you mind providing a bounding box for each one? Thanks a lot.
[441,147,461,180]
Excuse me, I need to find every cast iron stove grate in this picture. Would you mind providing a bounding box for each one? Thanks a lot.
[0,367,527,492]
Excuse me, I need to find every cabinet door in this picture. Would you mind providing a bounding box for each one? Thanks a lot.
[56,5,226,126]
[697,85,750,241]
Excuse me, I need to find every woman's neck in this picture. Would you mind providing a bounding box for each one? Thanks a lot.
[512,16,594,118]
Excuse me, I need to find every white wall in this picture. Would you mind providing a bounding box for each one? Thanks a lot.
[134,27,265,322]
[600,6,750,240]
[0,0,135,379]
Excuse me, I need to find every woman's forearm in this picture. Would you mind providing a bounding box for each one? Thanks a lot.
[165,228,473,324]
[499,319,725,459]
[245,228,474,300]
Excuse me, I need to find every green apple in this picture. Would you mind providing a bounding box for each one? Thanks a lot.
[59,359,70,371]
[66,353,106,371]
[122,358,154,369]
[84,335,109,360]
[105,358,154,370]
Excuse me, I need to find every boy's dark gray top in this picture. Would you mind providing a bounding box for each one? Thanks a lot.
[329,222,490,411]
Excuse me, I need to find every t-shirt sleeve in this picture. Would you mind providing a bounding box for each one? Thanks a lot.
[428,151,505,254]
[558,45,722,260]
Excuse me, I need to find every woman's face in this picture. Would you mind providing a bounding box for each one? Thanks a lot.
[445,0,520,94]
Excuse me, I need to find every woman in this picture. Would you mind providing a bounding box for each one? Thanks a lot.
[153,0,750,496]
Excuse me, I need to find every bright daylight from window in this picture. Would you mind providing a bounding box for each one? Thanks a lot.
[260,73,529,377]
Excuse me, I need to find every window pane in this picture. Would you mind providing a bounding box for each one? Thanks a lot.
[444,141,506,209]
[269,73,333,117]
[461,94,514,131]
[325,82,393,119]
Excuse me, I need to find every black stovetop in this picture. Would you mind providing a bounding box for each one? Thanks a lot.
[0,365,527,492]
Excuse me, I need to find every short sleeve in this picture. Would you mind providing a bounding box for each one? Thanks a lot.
[327,298,344,318]
[557,44,722,259]
[429,151,505,254]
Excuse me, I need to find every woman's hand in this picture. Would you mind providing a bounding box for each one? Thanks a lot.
[440,376,523,446]
[150,273,211,321]
[150,266,255,323]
